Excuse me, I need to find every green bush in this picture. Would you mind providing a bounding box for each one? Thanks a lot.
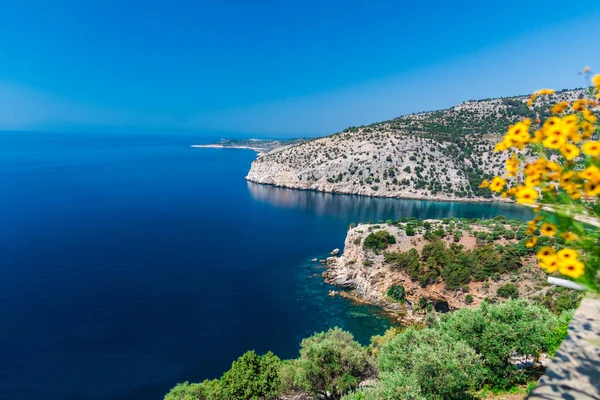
[294,327,373,399]
[438,300,559,388]
[497,283,519,299]
[377,328,484,399]
[220,350,282,400]
[164,380,221,400]
[546,310,574,356]
[342,371,425,400]
[364,231,396,251]
[387,284,405,302]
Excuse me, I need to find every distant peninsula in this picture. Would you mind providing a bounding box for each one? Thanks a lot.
[192,138,307,156]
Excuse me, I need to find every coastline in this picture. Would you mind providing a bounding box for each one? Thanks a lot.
[245,179,513,204]
[191,144,263,152]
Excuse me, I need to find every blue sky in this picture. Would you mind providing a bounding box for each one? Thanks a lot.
[1,0,600,137]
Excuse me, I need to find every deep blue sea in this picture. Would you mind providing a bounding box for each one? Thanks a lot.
[0,132,534,400]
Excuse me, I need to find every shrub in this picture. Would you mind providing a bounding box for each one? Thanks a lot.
[387,284,405,302]
[164,380,221,400]
[342,372,424,400]
[465,294,474,304]
[377,328,484,399]
[220,351,282,400]
[295,328,372,399]
[497,283,519,299]
[363,231,396,251]
[438,300,559,388]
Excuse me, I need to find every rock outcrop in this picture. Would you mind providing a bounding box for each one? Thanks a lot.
[323,220,552,323]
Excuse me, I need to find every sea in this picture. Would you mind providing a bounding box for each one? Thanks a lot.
[0,131,533,400]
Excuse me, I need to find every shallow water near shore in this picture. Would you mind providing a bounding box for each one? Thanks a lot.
[0,132,534,400]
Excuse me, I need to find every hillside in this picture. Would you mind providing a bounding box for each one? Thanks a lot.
[246,88,590,201]
[324,217,580,323]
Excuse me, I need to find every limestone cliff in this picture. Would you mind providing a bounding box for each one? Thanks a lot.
[247,89,589,201]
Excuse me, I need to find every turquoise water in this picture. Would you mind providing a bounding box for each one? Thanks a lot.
[0,132,534,399]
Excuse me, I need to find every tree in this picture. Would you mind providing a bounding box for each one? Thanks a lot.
[377,328,484,399]
[438,300,559,388]
[220,351,282,400]
[295,328,372,399]
[363,230,396,251]
[386,284,405,302]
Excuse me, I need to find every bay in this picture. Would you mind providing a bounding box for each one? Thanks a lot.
[0,132,533,400]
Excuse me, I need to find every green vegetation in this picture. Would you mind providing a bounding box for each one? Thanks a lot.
[386,284,405,302]
[363,230,396,251]
[166,300,574,400]
[384,239,523,289]
[497,283,519,299]
[292,328,373,399]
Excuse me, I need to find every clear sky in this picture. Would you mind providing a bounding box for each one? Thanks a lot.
[1,0,600,137]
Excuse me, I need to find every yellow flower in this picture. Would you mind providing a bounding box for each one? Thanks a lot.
[568,188,583,200]
[515,186,538,204]
[543,116,561,129]
[525,237,538,248]
[537,246,555,259]
[545,161,562,172]
[561,232,579,241]
[580,121,594,139]
[494,142,507,152]
[558,259,585,279]
[559,143,580,160]
[582,141,600,157]
[525,175,542,187]
[559,171,576,188]
[579,165,600,183]
[505,155,520,174]
[531,129,544,143]
[583,109,598,123]
[584,181,600,196]
[489,177,507,193]
[542,134,567,150]
[593,74,600,90]
[572,99,587,111]
[540,223,557,237]
[539,255,559,273]
[539,88,556,95]
[551,101,569,114]
[557,248,578,262]
[479,179,490,189]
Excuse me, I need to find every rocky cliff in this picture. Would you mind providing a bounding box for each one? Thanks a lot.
[322,219,563,323]
[247,89,589,201]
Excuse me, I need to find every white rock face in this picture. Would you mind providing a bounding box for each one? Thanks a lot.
[246,89,589,201]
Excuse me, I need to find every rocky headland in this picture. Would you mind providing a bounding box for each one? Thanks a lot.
[322,218,574,323]
[247,89,590,201]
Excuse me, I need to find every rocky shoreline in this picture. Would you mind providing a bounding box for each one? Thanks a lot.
[321,220,550,323]
[245,179,504,203]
